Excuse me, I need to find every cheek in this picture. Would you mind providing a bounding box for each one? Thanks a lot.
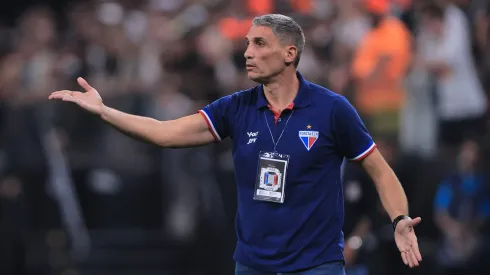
[261,51,284,69]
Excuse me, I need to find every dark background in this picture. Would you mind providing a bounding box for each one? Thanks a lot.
[1,0,490,275]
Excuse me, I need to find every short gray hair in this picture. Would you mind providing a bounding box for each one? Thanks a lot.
[252,14,305,68]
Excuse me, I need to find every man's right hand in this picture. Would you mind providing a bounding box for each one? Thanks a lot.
[49,77,104,116]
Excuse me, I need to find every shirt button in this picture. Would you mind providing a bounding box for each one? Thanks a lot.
[278,118,282,122]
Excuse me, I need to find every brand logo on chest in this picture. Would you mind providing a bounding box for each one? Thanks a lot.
[247,131,258,144]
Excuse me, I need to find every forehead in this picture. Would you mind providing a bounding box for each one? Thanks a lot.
[246,25,278,41]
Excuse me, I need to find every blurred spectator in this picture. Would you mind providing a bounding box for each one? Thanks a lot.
[433,138,490,275]
[399,0,439,158]
[473,4,490,99]
[332,0,371,53]
[351,0,412,138]
[246,0,273,16]
[418,2,487,152]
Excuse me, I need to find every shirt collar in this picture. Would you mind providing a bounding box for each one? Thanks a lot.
[255,71,312,110]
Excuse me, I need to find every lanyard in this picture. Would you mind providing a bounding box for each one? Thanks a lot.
[264,110,294,152]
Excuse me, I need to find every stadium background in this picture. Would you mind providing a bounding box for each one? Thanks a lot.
[1,0,490,274]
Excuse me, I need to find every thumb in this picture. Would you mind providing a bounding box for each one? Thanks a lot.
[77,77,94,92]
[409,217,422,227]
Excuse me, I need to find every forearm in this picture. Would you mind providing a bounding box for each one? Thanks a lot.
[361,150,409,221]
[99,106,214,148]
[100,105,167,146]
[374,170,409,221]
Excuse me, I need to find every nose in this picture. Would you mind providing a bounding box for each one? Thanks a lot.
[244,45,253,60]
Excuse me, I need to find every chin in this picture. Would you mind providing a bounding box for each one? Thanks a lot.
[247,72,269,84]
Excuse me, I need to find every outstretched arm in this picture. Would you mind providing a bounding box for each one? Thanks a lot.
[101,108,215,148]
[49,77,216,148]
[360,149,422,268]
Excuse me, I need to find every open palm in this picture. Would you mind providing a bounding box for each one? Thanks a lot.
[48,77,104,115]
[395,217,423,268]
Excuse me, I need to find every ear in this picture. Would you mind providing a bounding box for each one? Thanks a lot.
[284,46,298,66]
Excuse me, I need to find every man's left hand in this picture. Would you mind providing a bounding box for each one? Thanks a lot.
[395,217,422,268]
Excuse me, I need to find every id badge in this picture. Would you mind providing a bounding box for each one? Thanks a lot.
[254,151,290,203]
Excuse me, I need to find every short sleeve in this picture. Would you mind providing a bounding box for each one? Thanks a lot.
[332,96,376,161]
[198,94,235,141]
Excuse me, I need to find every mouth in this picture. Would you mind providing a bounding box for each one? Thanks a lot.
[246,64,256,70]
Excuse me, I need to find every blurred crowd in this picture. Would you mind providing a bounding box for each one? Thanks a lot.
[1,0,490,274]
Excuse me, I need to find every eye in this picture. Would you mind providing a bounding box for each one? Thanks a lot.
[255,40,265,47]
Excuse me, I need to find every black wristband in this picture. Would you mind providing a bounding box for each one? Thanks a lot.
[392,215,409,231]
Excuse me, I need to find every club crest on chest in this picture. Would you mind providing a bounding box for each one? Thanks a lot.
[299,125,318,151]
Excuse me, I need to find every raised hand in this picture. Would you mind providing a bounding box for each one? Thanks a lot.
[395,216,423,268]
[49,77,104,115]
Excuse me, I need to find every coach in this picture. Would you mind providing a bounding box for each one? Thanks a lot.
[49,14,421,275]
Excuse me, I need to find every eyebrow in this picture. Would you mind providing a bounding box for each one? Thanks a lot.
[245,37,266,43]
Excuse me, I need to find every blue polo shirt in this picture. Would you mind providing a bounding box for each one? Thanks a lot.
[199,72,376,272]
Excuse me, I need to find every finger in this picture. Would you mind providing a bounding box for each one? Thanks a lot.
[401,252,409,265]
[405,251,413,267]
[77,77,93,92]
[409,249,419,267]
[409,217,422,227]
[410,236,423,261]
[49,94,64,100]
[52,90,72,94]
[49,90,72,99]
[49,90,74,97]
[50,93,70,100]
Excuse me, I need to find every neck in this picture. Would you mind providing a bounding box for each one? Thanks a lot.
[263,68,299,110]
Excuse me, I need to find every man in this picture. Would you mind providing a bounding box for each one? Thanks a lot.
[49,14,422,275]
